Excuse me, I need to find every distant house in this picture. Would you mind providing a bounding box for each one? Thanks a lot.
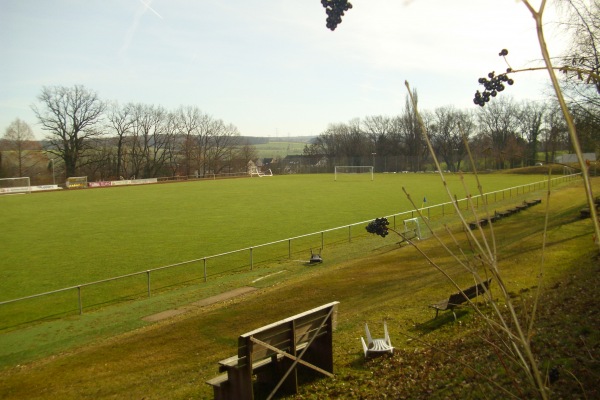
[315,157,328,167]
[555,153,596,164]
[282,155,328,173]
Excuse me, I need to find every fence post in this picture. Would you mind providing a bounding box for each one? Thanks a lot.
[77,286,83,315]
[250,248,253,271]
[147,270,151,297]
[203,258,207,282]
[348,226,352,243]
[321,231,324,249]
[288,239,291,258]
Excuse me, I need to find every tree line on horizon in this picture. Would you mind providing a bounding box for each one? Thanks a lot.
[302,90,598,173]
[0,82,597,184]
[0,88,261,183]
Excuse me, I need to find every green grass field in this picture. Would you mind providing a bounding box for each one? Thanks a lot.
[0,172,573,330]
[0,177,596,399]
[0,173,554,297]
[253,141,307,158]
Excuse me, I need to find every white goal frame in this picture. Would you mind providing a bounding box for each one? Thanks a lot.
[334,166,374,181]
[403,217,421,240]
[0,177,31,195]
[66,176,88,189]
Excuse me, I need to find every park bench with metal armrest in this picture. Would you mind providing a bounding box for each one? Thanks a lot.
[429,278,492,320]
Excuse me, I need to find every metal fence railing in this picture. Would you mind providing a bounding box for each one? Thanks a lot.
[0,173,580,328]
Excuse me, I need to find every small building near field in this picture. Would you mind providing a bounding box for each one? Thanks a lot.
[555,153,596,164]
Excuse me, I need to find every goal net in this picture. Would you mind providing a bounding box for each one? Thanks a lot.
[0,177,31,195]
[334,166,373,181]
[402,217,422,240]
[66,176,88,189]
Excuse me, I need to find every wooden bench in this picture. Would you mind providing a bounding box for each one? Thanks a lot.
[468,199,542,230]
[515,204,528,212]
[468,217,495,230]
[495,210,512,219]
[524,199,542,207]
[429,279,492,319]
[581,208,592,218]
[206,301,339,400]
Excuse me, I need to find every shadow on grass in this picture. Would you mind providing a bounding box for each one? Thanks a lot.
[412,309,469,334]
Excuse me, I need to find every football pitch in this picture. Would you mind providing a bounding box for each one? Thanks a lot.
[1,172,550,303]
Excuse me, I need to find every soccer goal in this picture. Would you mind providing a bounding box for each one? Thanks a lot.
[402,217,421,240]
[0,177,31,195]
[334,166,374,181]
[66,176,88,189]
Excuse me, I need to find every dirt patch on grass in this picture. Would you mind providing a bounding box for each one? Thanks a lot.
[142,286,257,322]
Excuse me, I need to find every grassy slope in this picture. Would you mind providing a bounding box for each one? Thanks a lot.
[253,141,308,159]
[0,177,597,399]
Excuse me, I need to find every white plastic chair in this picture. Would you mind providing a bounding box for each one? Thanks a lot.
[360,321,394,358]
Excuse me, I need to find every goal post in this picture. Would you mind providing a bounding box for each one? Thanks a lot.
[403,217,421,240]
[66,176,88,189]
[0,177,31,194]
[334,166,374,181]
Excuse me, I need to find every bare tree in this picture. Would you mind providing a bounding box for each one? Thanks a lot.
[206,120,241,174]
[399,90,428,171]
[127,104,175,179]
[238,139,259,167]
[106,102,135,179]
[174,106,204,177]
[197,114,220,177]
[1,118,40,177]
[476,96,520,169]
[518,100,547,165]
[32,85,105,178]
[542,103,569,164]
[429,106,467,172]
[362,115,395,170]
[557,0,600,97]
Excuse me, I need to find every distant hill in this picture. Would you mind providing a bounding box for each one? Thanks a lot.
[239,136,316,145]
[252,140,310,158]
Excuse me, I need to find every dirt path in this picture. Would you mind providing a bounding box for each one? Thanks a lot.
[142,286,257,322]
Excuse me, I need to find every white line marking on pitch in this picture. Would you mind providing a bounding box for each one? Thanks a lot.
[252,270,285,283]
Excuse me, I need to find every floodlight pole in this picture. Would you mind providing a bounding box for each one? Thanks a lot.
[51,159,55,185]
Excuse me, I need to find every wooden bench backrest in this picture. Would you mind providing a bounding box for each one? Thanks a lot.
[237,302,339,368]
[447,278,492,307]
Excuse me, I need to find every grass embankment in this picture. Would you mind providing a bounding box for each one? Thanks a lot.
[253,141,308,159]
[0,177,598,399]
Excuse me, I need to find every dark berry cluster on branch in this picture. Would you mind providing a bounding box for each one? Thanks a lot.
[473,49,515,107]
[321,0,352,31]
[366,217,390,238]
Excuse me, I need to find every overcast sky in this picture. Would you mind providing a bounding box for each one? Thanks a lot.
[1,0,565,139]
